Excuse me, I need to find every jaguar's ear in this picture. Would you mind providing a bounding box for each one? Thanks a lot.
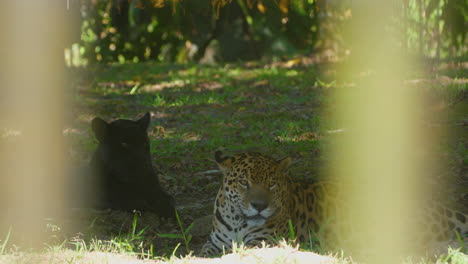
[276,157,291,172]
[215,150,233,170]
[91,117,109,142]
[137,112,151,131]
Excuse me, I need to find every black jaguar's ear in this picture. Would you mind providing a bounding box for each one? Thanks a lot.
[276,157,291,172]
[91,117,109,142]
[137,112,151,131]
[215,150,233,169]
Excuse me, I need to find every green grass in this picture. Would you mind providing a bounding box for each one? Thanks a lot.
[5,59,462,263]
[88,63,329,184]
[0,226,11,255]
[157,210,194,254]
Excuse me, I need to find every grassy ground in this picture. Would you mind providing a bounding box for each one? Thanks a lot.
[64,61,331,256]
[3,57,467,263]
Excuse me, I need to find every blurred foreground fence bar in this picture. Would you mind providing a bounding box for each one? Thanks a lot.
[0,1,71,247]
[331,0,429,262]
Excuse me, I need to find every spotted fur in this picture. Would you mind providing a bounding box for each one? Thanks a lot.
[201,151,468,256]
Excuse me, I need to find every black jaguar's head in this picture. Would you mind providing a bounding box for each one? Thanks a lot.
[92,113,152,182]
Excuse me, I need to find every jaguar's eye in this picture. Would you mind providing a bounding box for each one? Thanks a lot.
[239,179,249,188]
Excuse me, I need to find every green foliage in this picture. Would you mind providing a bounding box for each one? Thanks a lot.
[72,0,321,64]
[454,230,466,253]
[158,210,193,254]
[406,0,467,57]
[68,0,466,65]
[65,212,157,259]
[287,219,296,242]
[0,226,12,255]
[107,212,150,255]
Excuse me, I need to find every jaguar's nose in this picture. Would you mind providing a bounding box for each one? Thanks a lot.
[250,200,268,212]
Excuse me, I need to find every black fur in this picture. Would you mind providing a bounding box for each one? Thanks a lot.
[90,112,175,218]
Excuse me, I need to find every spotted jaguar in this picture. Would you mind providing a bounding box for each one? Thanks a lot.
[201,151,467,256]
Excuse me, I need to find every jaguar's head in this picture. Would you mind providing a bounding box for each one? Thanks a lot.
[215,151,291,226]
[92,112,152,182]
[91,113,175,217]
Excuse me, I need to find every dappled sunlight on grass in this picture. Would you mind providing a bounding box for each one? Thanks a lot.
[47,59,468,263]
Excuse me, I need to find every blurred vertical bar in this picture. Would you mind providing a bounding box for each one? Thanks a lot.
[333,0,424,262]
[0,1,70,246]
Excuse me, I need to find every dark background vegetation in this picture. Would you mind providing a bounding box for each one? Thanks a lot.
[67,0,467,66]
